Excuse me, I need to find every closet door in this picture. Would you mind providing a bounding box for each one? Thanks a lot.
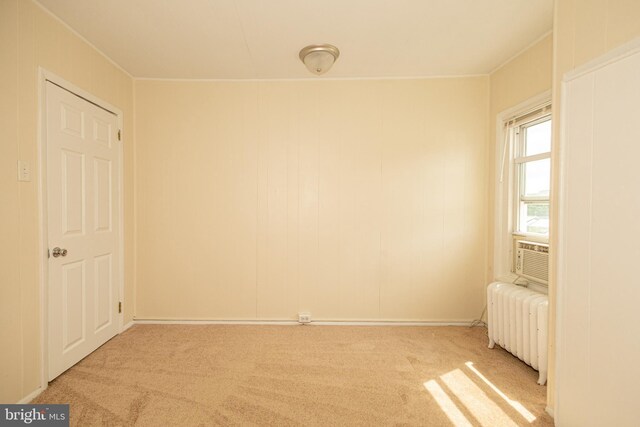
[46,81,122,380]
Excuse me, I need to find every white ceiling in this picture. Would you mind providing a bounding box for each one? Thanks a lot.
[36,0,554,80]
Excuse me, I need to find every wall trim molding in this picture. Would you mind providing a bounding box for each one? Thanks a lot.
[133,319,476,327]
[564,36,640,82]
[545,405,554,419]
[32,0,133,79]
[133,74,489,83]
[489,30,553,75]
[17,386,46,404]
[122,321,135,331]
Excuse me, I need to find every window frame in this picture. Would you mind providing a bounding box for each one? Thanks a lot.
[512,113,552,242]
[492,91,552,286]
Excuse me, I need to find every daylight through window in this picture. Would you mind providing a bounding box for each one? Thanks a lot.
[512,111,551,239]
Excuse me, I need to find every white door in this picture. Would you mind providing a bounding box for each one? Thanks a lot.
[46,81,121,380]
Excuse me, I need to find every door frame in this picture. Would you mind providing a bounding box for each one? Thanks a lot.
[37,68,125,387]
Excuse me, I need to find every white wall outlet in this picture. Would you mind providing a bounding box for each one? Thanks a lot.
[17,160,31,182]
[298,312,311,324]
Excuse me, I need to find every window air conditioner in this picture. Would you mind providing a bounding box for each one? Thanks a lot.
[515,240,549,285]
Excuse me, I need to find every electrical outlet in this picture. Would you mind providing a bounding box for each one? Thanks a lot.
[298,312,311,324]
[17,160,31,182]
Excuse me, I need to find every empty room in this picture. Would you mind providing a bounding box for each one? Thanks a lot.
[1,0,639,425]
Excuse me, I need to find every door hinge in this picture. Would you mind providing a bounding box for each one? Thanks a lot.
[118,301,122,313]
[117,129,121,141]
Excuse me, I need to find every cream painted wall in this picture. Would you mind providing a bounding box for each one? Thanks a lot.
[0,0,566,406]
[0,0,134,403]
[548,0,640,412]
[135,77,489,321]
[0,0,23,406]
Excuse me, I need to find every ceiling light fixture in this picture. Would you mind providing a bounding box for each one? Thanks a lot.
[299,44,340,76]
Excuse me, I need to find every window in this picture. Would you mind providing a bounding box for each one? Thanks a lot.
[513,115,551,238]
[493,94,552,286]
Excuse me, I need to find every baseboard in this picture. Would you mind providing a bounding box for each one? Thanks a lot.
[310,321,474,326]
[135,319,299,325]
[133,319,475,326]
[122,320,135,332]
[17,386,45,404]
[545,405,554,419]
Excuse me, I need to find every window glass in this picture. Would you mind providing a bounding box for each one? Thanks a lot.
[523,158,550,197]
[520,202,550,235]
[524,120,551,156]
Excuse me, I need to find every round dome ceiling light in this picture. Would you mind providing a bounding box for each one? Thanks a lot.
[299,44,340,76]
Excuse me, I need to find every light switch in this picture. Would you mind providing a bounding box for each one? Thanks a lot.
[18,160,31,182]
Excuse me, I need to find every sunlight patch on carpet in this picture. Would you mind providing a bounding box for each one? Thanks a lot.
[424,379,473,426]
[439,368,517,426]
[465,361,536,423]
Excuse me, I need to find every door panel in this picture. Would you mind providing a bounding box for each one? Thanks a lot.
[60,103,84,138]
[62,260,85,351]
[94,253,113,332]
[93,158,112,233]
[47,81,121,380]
[61,149,85,236]
[92,117,112,148]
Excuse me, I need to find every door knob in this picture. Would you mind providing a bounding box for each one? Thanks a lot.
[52,247,68,258]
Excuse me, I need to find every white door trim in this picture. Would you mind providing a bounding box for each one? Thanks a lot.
[38,68,125,387]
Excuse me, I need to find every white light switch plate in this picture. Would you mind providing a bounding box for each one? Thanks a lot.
[18,160,31,182]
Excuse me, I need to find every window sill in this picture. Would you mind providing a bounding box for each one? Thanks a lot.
[512,233,549,244]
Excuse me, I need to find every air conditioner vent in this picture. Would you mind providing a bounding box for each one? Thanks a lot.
[515,240,549,284]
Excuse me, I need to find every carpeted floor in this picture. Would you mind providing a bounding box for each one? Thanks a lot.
[33,325,553,426]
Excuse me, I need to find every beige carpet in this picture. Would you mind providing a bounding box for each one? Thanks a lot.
[33,325,553,426]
